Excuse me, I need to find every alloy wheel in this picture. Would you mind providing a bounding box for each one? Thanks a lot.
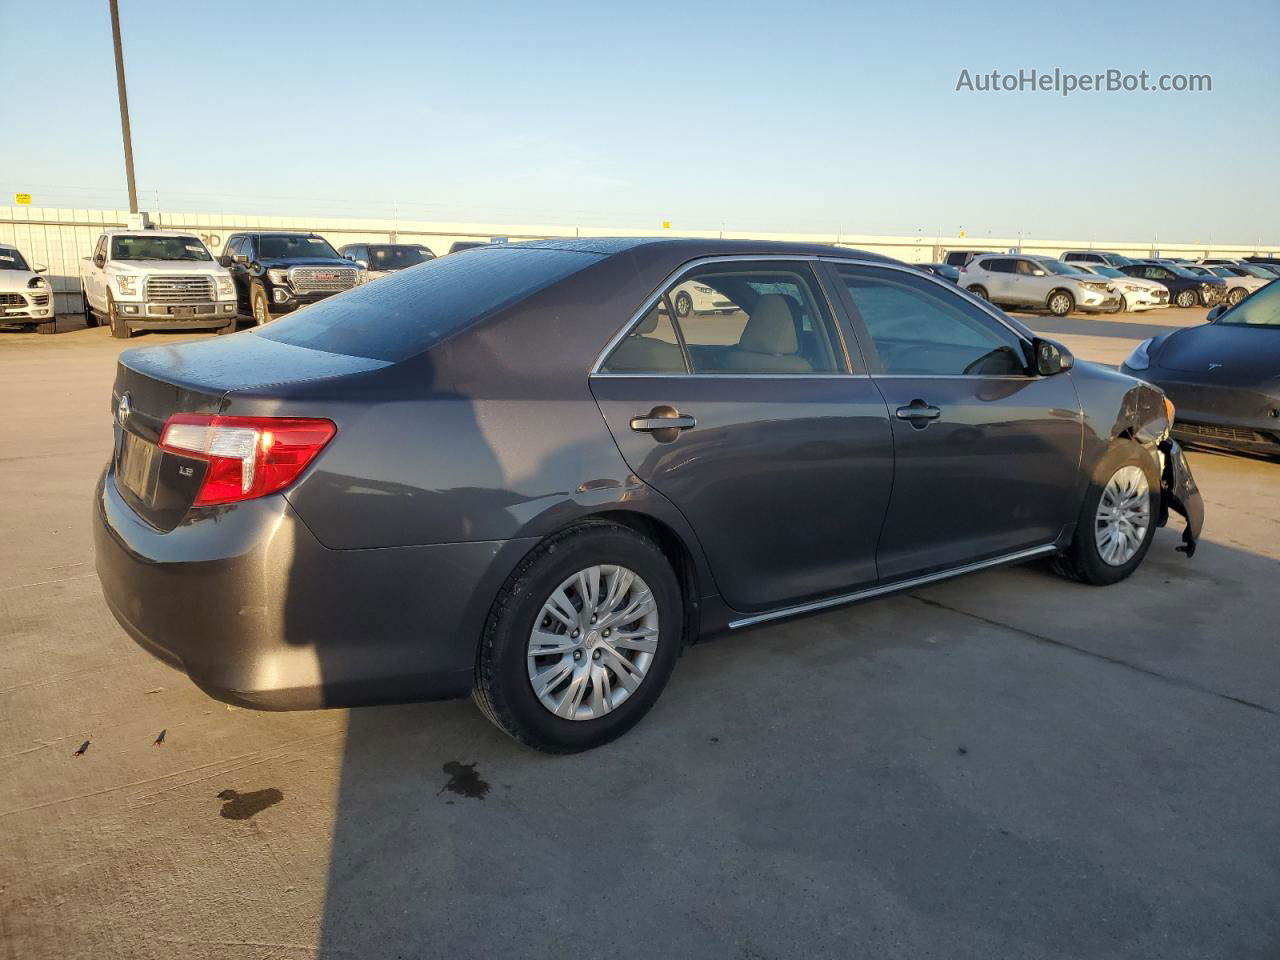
[1094,465,1151,566]
[253,296,268,325]
[526,564,659,720]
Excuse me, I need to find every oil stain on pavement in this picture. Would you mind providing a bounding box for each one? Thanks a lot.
[217,788,284,820]
[439,761,490,800]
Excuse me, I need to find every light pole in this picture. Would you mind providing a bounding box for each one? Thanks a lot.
[109,0,138,214]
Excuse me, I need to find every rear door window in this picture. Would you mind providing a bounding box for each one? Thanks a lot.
[603,262,845,375]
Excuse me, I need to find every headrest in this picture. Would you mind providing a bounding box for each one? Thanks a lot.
[637,306,663,334]
[739,295,798,355]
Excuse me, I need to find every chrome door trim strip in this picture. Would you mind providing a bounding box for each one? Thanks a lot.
[726,543,1059,629]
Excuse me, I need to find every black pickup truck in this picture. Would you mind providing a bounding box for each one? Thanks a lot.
[219,232,360,325]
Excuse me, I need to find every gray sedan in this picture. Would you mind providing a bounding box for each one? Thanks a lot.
[94,238,1203,752]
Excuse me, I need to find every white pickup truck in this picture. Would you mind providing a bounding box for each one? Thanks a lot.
[80,230,239,339]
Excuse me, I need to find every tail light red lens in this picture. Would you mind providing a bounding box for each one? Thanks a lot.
[159,414,336,506]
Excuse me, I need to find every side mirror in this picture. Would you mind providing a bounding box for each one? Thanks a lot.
[355,259,369,270]
[218,255,231,267]
[233,253,249,264]
[1032,337,1074,376]
[94,256,105,268]
[33,263,47,274]
[1031,269,1046,277]
[1206,303,1227,323]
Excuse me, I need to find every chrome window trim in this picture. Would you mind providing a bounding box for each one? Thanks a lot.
[727,543,1059,630]
[591,372,873,380]
[589,254,854,377]
[589,252,1037,378]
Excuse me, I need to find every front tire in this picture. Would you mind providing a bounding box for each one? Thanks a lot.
[1048,290,1075,317]
[107,294,132,339]
[474,522,683,753]
[251,286,271,326]
[967,285,989,301]
[673,290,693,318]
[37,318,56,335]
[1175,288,1197,308]
[1052,441,1160,586]
[1227,286,1247,306]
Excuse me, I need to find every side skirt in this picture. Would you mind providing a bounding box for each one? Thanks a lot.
[727,543,1060,630]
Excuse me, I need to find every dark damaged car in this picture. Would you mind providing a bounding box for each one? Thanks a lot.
[94,239,1204,752]
[1122,278,1280,457]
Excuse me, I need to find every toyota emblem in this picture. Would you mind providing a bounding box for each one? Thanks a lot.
[116,392,132,427]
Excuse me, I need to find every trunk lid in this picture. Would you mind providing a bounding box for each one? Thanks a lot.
[109,334,389,531]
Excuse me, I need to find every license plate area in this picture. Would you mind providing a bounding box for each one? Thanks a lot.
[170,305,194,317]
[118,431,159,503]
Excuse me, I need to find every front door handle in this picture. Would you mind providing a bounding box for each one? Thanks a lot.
[895,399,941,427]
[630,406,695,442]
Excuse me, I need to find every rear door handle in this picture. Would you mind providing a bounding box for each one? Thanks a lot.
[631,414,696,432]
[630,406,696,442]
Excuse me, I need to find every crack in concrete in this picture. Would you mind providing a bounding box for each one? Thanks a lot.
[909,593,1279,720]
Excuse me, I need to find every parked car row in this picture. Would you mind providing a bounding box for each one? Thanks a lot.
[936,248,1280,315]
[66,230,479,337]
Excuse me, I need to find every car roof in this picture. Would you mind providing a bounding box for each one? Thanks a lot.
[236,231,324,238]
[102,229,203,238]
[505,236,896,264]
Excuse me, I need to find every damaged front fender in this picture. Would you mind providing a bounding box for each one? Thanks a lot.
[1157,439,1203,557]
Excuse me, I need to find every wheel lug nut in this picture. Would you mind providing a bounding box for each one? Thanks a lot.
[571,629,579,638]
[603,628,611,637]
[590,615,597,624]
[574,650,583,661]
[592,650,601,660]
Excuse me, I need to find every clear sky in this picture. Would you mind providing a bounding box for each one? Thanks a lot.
[4,0,1278,241]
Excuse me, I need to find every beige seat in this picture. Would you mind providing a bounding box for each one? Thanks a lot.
[720,295,813,372]
[606,309,685,373]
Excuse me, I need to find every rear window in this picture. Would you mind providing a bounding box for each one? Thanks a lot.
[256,246,600,361]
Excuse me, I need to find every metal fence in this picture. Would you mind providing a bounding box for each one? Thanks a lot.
[2,206,1275,316]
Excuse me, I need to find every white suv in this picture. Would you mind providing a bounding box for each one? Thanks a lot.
[961,255,1120,316]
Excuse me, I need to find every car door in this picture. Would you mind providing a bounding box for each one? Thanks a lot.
[981,257,1017,302]
[1013,257,1045,306]
[88,236,108,308]
[590,258,895,612]
[828,261,1082,581]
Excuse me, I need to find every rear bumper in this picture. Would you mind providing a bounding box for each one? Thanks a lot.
[93,468,537,710]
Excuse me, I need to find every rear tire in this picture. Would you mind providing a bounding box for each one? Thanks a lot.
[967,285,989,301]
[473,522,683,753]
[1051,440,1160,586]
[82,289,100,328]
[1175,288,1197,308]
[107,294,132,339]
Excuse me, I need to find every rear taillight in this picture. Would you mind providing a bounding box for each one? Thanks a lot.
[159,414,336,506]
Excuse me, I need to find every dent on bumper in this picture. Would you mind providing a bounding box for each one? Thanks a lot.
[1158,439,1203,557]
[93,469,536,710]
